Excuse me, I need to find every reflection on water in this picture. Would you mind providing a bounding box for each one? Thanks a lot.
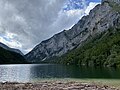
[0,65,31,82]
[0,64,120,82]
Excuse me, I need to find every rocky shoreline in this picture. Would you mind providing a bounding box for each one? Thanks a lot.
[0,81,119,90]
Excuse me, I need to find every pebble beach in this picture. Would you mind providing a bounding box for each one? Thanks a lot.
[0,81,119,90]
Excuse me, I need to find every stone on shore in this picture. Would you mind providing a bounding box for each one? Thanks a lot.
[0,81,119,90]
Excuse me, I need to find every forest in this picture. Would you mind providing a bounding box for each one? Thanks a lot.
[48,28,120,67]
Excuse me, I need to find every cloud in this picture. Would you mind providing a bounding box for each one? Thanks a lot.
[0,32,22,48]
[85,2,100,15]
[0,0,100,54]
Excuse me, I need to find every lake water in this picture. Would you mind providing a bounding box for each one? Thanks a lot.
[0,64,120,82]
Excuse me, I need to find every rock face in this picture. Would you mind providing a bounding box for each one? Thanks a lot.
[25,0,120,62]
[0,42,23,56]
[102,0,120,4]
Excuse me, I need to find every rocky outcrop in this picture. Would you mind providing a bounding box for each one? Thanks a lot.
[102,0,120,4]
[25,0,120,62]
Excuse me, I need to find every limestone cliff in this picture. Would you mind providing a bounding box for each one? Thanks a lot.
[25,0,120,62]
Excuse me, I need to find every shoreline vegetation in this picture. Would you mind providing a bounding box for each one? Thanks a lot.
[0,79,120,90]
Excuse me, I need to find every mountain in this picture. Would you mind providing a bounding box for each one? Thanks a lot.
[0,42,23,55]
[56,28,120,67]
[0,42,27,64]
[25,0,120,64]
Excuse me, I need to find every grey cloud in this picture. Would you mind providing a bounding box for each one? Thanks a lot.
[0,0,92,54]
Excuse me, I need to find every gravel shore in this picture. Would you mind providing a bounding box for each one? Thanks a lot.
[0,81,119,90]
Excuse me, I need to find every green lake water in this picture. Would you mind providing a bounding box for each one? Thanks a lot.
[0,64,120,83]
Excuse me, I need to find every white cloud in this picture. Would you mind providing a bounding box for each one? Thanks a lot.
[49,9,85,33]
[85,2,100,15]
[0,0,100,54]
[0,34,22,49]
[66,9,84,17]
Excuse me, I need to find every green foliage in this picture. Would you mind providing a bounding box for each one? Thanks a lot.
[0,47,27,64]
[57,28,120,67]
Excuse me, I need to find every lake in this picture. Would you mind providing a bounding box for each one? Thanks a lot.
[0,64,120,82]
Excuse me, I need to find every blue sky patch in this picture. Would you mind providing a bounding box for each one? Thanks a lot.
[88,0,101,2]
[63,0,101,11]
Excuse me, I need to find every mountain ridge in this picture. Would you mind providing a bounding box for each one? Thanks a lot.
[0,42,27,64]
[0,42,24,56]
[26,0,120,63]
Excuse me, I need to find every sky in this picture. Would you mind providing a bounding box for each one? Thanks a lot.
[0,0,101,54]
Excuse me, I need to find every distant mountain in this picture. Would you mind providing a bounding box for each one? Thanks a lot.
[25,0,120,67]
[0,42,27,64]
[0,42,23,55]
